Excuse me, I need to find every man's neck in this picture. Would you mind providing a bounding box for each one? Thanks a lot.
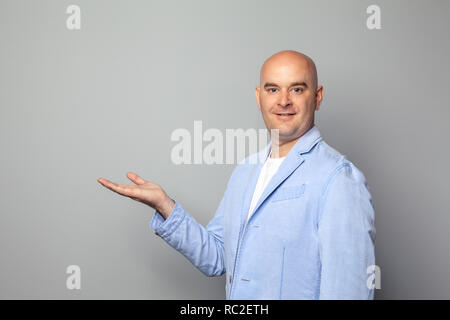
[270,124,314,158]
[270,138,299,158]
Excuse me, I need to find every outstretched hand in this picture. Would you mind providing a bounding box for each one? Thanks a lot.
[97,172,175,219]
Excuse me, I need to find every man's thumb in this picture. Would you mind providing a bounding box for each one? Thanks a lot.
[126,172,147,185]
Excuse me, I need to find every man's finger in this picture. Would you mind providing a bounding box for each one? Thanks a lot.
[98,178,122,194]
[97,178,120,189]
[98,178,139,198]
[98,178,135,190]
[126,172,147,185]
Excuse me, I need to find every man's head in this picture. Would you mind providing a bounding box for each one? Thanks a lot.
[255,50,323,145]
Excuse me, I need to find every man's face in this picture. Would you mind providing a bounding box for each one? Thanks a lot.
[255,56,323,144]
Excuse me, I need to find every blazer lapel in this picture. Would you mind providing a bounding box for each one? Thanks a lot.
[246,151,305,223]
[240,125,323,226]
[239,143,271,229]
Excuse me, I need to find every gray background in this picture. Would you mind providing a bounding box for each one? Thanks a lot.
[1,0,449,299]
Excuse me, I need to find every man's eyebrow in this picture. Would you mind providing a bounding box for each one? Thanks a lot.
[263,82,308,89]
[263,82,279,89]
[290,82,308,88]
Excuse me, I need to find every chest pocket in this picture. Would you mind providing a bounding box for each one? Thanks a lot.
[271,184,306,202]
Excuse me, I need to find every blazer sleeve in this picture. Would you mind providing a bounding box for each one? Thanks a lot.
[149,191,227,277]
[317,162,376,299]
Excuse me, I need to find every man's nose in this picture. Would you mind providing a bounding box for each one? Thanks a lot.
[278,90,291,107]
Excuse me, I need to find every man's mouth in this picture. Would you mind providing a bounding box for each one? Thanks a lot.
[275,113,296,118]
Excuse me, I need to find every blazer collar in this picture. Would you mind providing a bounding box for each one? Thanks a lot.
[257,124,323,162]
[241,125,323,226]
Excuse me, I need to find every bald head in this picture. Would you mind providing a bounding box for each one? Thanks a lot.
[255,50,324,149]
[260,50,318,91]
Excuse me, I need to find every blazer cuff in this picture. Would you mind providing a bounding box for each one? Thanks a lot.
[150,201,186,238]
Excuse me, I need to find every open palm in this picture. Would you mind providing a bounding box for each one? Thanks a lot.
[97,172,174,218]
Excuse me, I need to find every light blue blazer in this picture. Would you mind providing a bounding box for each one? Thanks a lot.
[151,125,376,299]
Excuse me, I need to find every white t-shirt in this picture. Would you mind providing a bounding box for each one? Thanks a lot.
[247,150,286,221]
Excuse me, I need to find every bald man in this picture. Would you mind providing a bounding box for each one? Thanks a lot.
[98,50,376,300]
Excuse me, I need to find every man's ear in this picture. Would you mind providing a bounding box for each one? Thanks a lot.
[255,86,261,111]
[314,85,324,111]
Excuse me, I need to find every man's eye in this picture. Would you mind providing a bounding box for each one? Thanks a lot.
[268,88,278,93]
[292,88,303,93]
